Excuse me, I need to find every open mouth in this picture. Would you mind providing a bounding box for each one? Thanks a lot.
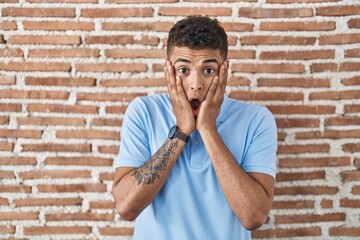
[190,99,201,116]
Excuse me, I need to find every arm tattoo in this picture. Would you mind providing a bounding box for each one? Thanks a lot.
[132,139,178,185]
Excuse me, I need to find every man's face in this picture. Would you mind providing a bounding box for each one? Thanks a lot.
[169,46,226,117]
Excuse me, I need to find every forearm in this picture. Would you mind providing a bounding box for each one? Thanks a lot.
[112,138,185,221]
[200,130,274,230]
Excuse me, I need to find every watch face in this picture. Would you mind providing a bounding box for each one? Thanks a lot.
[168,125,176,139]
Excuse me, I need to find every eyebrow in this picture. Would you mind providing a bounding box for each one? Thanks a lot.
[174,58,219,65]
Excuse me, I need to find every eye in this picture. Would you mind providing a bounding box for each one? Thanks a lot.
[177,67,188,74]
[204,67,215,75]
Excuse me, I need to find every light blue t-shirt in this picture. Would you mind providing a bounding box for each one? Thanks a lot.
[115,93,277,240]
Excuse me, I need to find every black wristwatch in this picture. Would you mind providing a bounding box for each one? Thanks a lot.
[168,125,189,143]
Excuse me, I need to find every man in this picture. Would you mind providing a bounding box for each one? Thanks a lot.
[112,16,277,239]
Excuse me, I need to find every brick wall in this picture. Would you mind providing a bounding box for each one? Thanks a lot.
[0,0,359,239]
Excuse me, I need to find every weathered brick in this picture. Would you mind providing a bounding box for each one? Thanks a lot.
[310,90,360,100]
[108,0,177,2]
[23,21,94,31]
[105,49,166,58]
[0,116,9,125]
[278,157,350,168]
[85,35,133,44]
[325,117,360,126]
[232,63,304,73]
[220,22,254,32]
[258,78,330,88]
[230,91,303,101]
[276,170,325,182]
[56,130,119,140]
[0,212,38,220]
[272,200,314,209]
[311,62,360,72]
[14,198,82,207]
[2,7,75,17]
[98,145,119,154]
[90,200,115,209]
[340,171,360,182]
[277,144,330,154]
[81,8,154,18]
[0,171,15,179]
[343,143,360,153]
[76,63,147,73]
[0,103,21,112]
[0,90,69,100]
[22,143,91,152]
[0,157,37,165]
[0,75,16,85]
[268,105,335,114]
[100,172,113,181]
[320,34,360,45]
[25,77,96,86]
[239,7,313,18]
[27,103,98,114]
[260,21,335,31]
[0,48,23,57]
[317,5,360,16]
[159,7,232,16]
[260,50,334,60]
[24,226,91,235]
[46,212,113,221]
[0,21,17,30]
[0,142,14,151]
[102,21,173,31]
[241,36,315,45]
[105,106,128,114]
[92,118,122,126]
[9,35,81,45]
[296,130,360,139]
[344,105,360,113]
[99,227,134,236]
[45,157,113,166]
[275,213,345,224]
[348,18,360,28]
[101,78,165,87]
[353,186,360,194]
[252,227,321,238]
[20,170,91,179]
[18,117,85,126]
[28,49,99,58]
[0,129,42,139]
[0,184,31,193]
[77,92,145,102]
[38,183,106,192]
[0,225,15,234]
[345,49,360,58]
[329,227,360,236]
[227,77,250,86]
[275,186,338,195]
[0,62,71,72]
[321,199,333,209]
[341,76,360,85]
[28,0,97,2]
[228,50,255,59]
[340,199,360,208]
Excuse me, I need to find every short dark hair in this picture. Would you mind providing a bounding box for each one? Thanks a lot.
[167,16,228,60]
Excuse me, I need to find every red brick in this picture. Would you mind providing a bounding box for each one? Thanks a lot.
[23,21,94,31]
[275,213,345,224]
[320,34,360,44]
[348,18,360,28]
[260,21,335,31]
[22,143,91,152]
[239,7,313,18]
[25,77,95,86]
[276,170,325,182]
[108,0,177,3]
[317,5,360,16]
[342,76,360,85]
[21,170,91,179]
[343,143,360,153]
[227,77,250,86]
[346,48,360,58]
[38,183,106,192]
[340,199,360,208]
[102,21,172,31]
[0,129,42,139]
[0,157,37,165]
[353,186,360,194]
[14,198,82,207]
[268,105,335,114]
[76,63,147,73]
[24,226,91,235]
[105,106,128,114]
[260,50,334,60]
[310,90,360,100]
[100,172,113,181]
[159,7,231,16]
[252,227,321,238]
[18,117,85,126]
[311,62,360,72]
[354,158,360,167]
[279,157,350,168]
[85,35,133,44]
[258,77,330,88]
[0,90,69,100]
[0,103,21,112]
[0,75,16,85]
[0,184,31,193]
[106,49,166,58]
[81,8,153,18]
[0,21,17,30]
[185,0,255,2]
[345,105,360,113]
[341,171,360,182]
[220,22,254,32]
[241,36,316,45]
[9,35,80,45]
[0,62,71,72]
[77,92,144,102]
[56,130,119,140]
[28,0,97,2]
[268,0,340,2]
[28,49,99,58]
[92,118,122,126]
[0,171,15,179]
[0,116,9,125]
[296,130,360,139]
[321,199,333,208]
[46,212,113,221]
[0,48,23,57]
[0,225,15,234]
[275,186,338,195]
[228,50,255,59]
[329,227,360,236]
[277,144,329,154]
[101,78,165,87]
[0,212,38,220]
[45,157,113,166]
[2,7,75,17]
[99,227,134,236]
[28,103,98,114]
[90,200,115,209]
[98,145,119,154]
[232,63,304,73]
[272,200,314,209]
[230,91,303,101]
[325,117,360,126]
[136,36,159,45]
[0,142,13,151]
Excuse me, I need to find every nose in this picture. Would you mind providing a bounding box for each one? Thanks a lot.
[190,73,203,92]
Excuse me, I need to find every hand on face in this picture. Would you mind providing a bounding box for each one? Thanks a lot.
[164,60,195,136]
[196,61,228,133]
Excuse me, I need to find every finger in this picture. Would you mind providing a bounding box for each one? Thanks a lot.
[214,63,227,101]
[206,76,219,103]
[175,75,188,104]
[165,62,179,103]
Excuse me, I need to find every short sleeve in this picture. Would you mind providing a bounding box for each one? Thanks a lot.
[242,107,277,178]
[114,97,151,169]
